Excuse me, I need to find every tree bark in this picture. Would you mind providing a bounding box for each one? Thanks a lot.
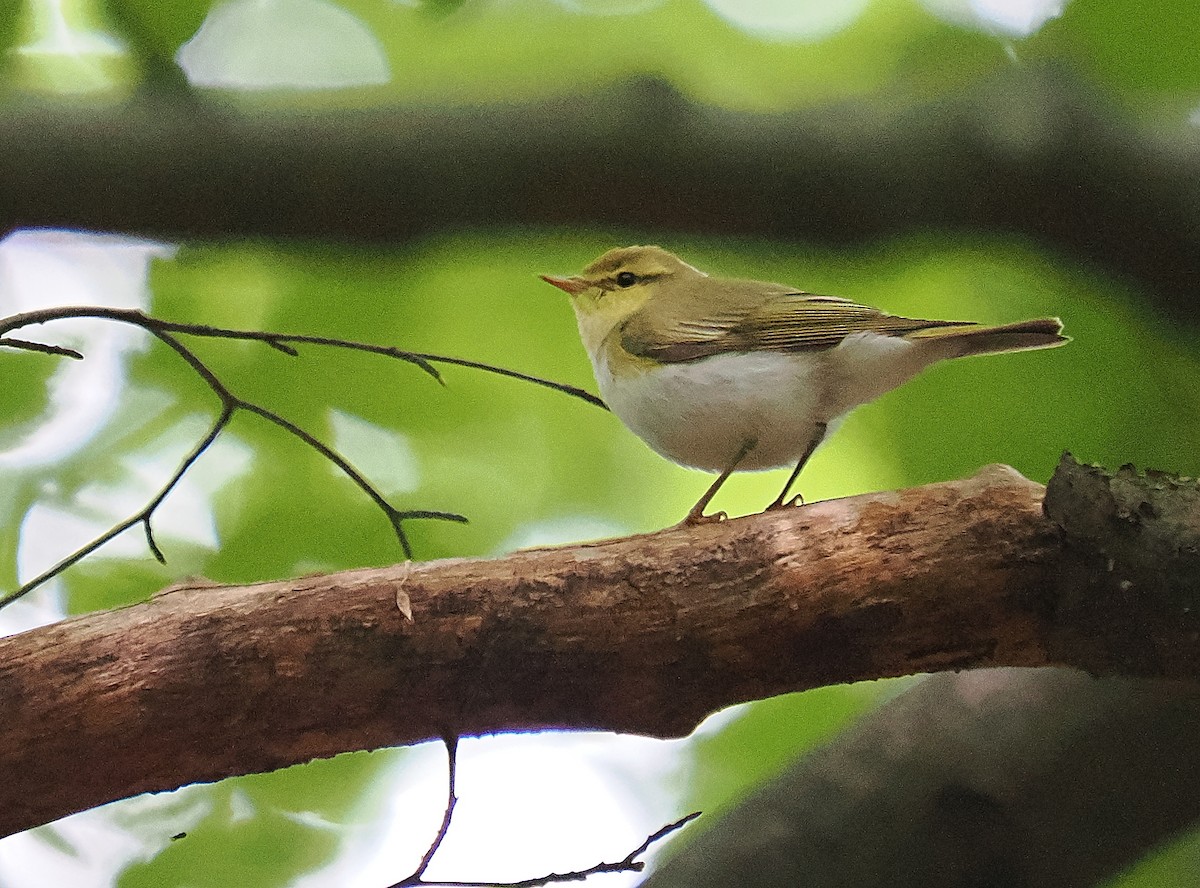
[2,68,1198,324]
[0,456,1197,839]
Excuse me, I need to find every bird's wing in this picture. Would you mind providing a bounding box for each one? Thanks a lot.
[620,290,972,363]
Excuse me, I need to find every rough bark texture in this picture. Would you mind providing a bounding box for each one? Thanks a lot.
[643,668,1200,888]
[1044,459,1200,676]
[2,69,1198,324]
[1,456,1197,840]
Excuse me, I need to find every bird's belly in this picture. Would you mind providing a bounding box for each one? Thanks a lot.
[596,351,828,472]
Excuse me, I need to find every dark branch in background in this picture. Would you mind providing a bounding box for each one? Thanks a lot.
[0,307,606,608]
[643,669,1200,888]
[0,68,1197,324]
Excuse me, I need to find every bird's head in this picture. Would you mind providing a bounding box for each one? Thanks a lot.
[541,245,705,353]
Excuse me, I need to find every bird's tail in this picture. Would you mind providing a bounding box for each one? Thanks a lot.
[907,317,1068,357]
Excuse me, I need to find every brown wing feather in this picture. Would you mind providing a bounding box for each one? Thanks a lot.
[621,290,973,363]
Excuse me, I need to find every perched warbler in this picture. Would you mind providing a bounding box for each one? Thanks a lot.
[542,246,1068,525]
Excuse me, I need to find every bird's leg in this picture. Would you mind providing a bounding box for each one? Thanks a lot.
[765,422,827,511]
[679,438,758,526]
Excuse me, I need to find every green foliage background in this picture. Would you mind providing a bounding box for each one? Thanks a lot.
[1,0,1199,885]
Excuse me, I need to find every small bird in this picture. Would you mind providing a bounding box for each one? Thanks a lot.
[542,246,1067,525]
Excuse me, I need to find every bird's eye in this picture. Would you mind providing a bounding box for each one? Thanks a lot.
[615,271,638,288]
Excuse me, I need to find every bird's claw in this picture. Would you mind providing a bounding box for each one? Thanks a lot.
[678,509,728,528]
[765,493,805,511]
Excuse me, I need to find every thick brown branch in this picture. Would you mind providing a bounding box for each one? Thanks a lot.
[0,459,1196,838]
[0,69,1197,323]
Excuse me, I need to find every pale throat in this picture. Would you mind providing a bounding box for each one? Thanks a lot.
[569,291,651,362]
[571,306,613,358]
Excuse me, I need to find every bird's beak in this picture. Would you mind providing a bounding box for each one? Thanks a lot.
[540,274,588,296]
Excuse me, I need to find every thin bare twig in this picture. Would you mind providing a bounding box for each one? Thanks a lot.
[0,307,442,380]
[0,337,83,359]
[392,811,701,888]
[0,307,609,409]
[382,732,698,888]
[0,306,604,609]
[149,329,467,557]
[0,409,234,607]
[383,741,698,888]
[389,734,461,888]
[409,354,606,411]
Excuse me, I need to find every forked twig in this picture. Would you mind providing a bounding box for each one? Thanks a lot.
[3,408,233,602]
[386,734,699,888]
[389,734,460,888]
[150,328,467,559]
[0,307,606,609]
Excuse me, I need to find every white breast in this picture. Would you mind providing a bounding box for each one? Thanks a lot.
[595,351,828,472]
[593,333,938,474]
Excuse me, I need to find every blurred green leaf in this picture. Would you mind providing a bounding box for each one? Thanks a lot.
[98,0,199,97]
[415,0,475,18]
[0,0,24,59]
[117,750,400,888]
[102,0,210,57]
[1104,827,1200,888]
[1057,0,1200,95]
[0,351,56,448]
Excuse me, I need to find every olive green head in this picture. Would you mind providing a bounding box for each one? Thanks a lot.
[541,245,704,353]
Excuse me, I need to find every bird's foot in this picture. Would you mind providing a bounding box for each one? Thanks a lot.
[764,493,805,512]
[677,508,728,528]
